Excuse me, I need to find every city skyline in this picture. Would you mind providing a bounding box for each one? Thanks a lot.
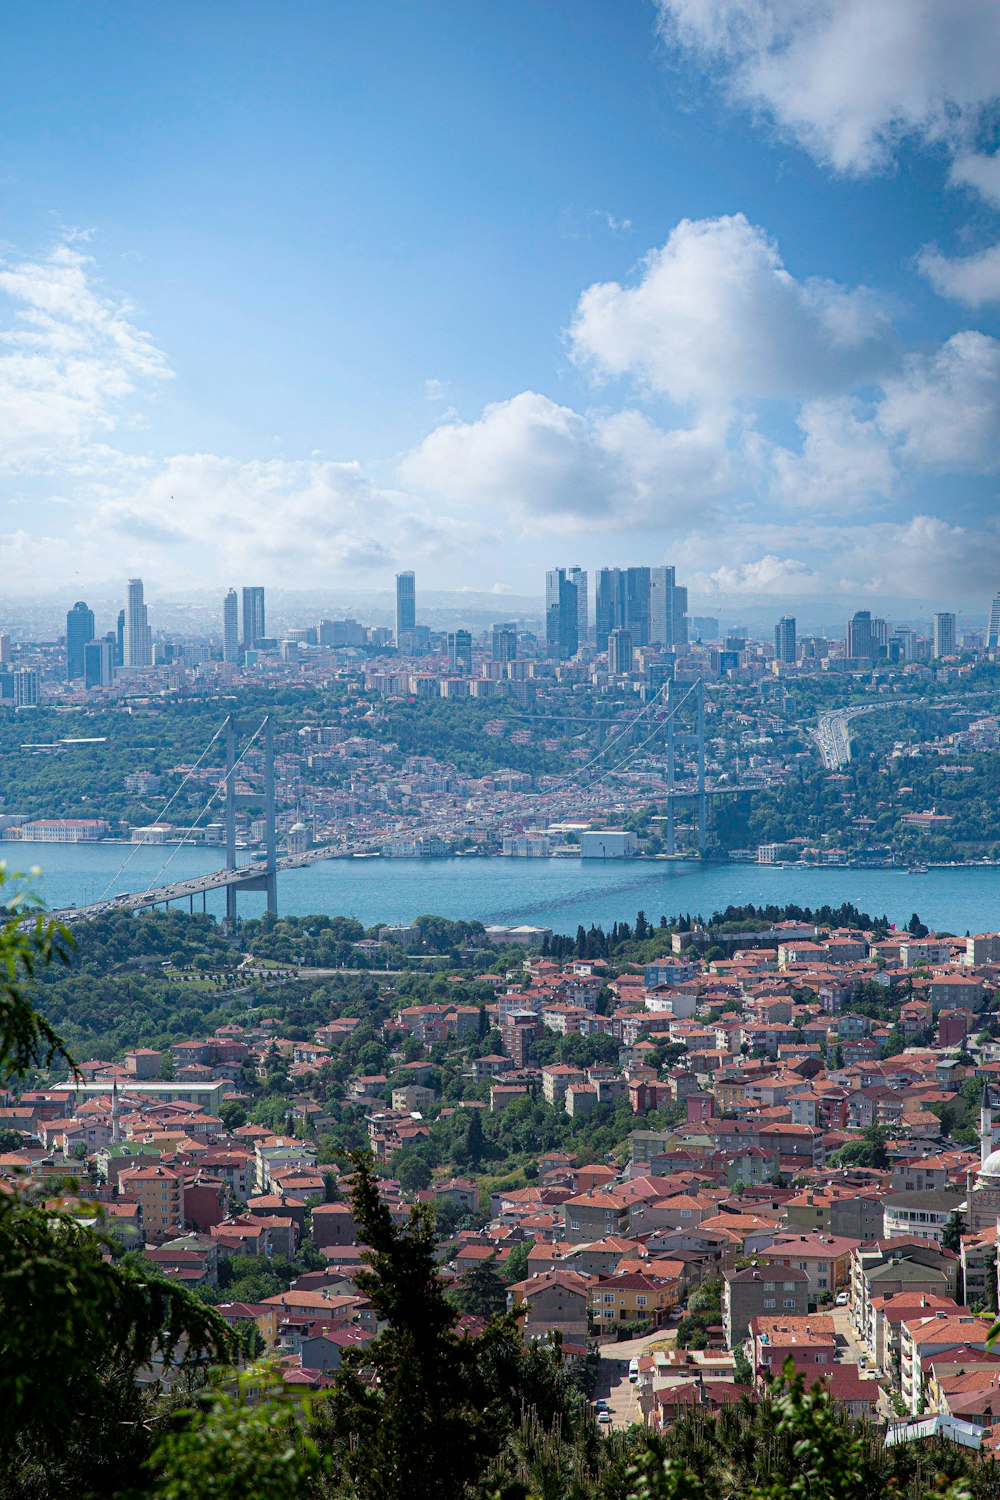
[0,4,999,604]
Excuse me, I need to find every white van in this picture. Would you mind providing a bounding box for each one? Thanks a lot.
[628,1358,640,1383]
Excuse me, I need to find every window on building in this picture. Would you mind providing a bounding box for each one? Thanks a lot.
[763,1298,776,1309]
[764,1282,776,1292]
[783,1282,797,1291]
[636,1295,647,1307]
[783,1299,797,1309]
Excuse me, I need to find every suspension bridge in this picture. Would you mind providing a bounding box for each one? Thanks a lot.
[49,677,762,925]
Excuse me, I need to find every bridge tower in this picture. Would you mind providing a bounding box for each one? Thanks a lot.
[224,713,278,930]
[662,676,707,856]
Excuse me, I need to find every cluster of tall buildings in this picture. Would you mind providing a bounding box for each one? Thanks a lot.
[545,565,689,661]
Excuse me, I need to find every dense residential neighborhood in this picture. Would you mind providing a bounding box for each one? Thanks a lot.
[9,902,1000,1452]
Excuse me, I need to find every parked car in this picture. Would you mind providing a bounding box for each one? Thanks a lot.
[597,1411,613,1426]
[835,1292,849,1306]
[594,1399,610,1412]
[628,1358,640,1382]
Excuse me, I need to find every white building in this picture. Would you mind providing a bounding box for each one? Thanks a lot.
[579,830,638,858]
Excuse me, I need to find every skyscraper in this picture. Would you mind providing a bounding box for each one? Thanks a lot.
[124,579,152,668]
[774,616,797,665]
[395,571,416,644]
[492,622,517,663]
[446,629,472,675]
[607,628,633,675]
[545,568,579,660]
[624,566,651,647]
[115,610,125,666]
[13,668,39,707]
[568,566,588,648]
[223,589,240,663]
[987,592,1000,650]
[84,639,114,688]
[595,568,625,651]
[66,600,95,680]
[934,611,957,659]
[650,566,688,648]
[846,610,874,661]
[242,586,266,650]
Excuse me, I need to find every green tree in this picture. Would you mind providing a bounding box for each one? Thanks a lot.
[941,1209,966,1253]
[453,1254,508,1321]
[313,1153,508,1500]
[0,871,238,1480]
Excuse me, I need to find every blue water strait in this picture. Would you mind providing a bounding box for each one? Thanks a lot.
[10,844,1000,936]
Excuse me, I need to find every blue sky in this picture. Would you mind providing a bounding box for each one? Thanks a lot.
[1,0,999,613]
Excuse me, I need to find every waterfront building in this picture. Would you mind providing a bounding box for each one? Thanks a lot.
[223,589,240,662]
[545,568,579,660]
[242,586,266,650]
[66,600,95,680]
[395,571,416,645]
[124,578,152,668]
[934,611,957,659]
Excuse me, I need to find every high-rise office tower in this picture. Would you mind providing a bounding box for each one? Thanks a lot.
[934,611,957,659]
[624,566,651,647]
[595,568,625,651]
[66,600,95,680]
[607,627,633,675]
[987,592,1000,650]
[650,566,689,648]
[242,586,266,650]
[846,610,875,661]
[545,568,579,660]
[223,589,240,663]
[446,629,473,675]
[13,668,39,707]
[395,571,416,644]
[0,634,10,665]
[568,566,588,647]
[84,639,114,688]
[892,626,917,661]
[124,578,152,668]
[115,610,125,666]
[492,622,517,663]
[774,616,797,665]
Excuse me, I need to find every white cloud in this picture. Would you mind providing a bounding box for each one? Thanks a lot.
[950,150,1000,206]
[0,243,171,470]
[400,391,739,532]
[655,0,1000,174]
[768,397,896,510]
[876,331,1000,469]
[918,242,1000,306]
[675,512,1000,600]
[592,210,634,235]
[569,213,893,406]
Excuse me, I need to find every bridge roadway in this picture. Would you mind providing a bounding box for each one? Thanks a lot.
[53,776,771,925]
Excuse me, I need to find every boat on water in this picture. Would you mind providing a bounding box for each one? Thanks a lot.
[908,864,929,874]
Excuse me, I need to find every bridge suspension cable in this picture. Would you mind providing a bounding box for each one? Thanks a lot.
[95,719,229,903]
[140,718,268,895]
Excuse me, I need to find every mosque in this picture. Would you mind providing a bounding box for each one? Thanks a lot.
[965,1082,1000,1232]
